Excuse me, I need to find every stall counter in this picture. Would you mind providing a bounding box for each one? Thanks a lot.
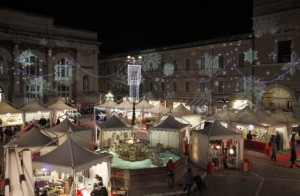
[244,139,268,152]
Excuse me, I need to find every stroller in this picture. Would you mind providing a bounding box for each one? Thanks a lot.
[194,174,207,193]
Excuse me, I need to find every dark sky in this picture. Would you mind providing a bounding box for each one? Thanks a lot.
[0,0,253,55]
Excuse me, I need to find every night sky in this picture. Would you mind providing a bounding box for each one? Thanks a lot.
[0,0,253,55]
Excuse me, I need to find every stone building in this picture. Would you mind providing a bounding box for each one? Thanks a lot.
[98,0,300,116]
[0,8,99,108]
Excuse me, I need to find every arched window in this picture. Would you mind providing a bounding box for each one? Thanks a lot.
[55,58,72,101]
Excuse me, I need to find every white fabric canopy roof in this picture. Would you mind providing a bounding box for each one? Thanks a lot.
[32,138,110,173]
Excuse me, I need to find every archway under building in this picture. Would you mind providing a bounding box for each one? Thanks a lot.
[263,85,296,111]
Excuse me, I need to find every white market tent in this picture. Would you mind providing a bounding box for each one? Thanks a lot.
[47,99,77,123]
[150,114,190,155]
[95,114,132,147]
[19,100,52,123]
[0,101,24,127]
[234,108,290,149]
[171,103,201,129]
[190,120,244,169]
[147,102,171,119]
[42,118,93,149]
[32,138,111,188]
[7,127,58,155]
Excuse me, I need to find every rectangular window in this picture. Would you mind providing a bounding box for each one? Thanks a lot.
[173,60,178,71]
[185,82,190,92]
[150,82,153,91]
[278,40,291,63]
[161,61,165,71]
[237,81,245,93]
[218,81,224,93]
[200,83,205,92]
[161,82,165,91]
[185,59,190,70]
[219,55,224,68]
[106,67,109,75]
[200,56,205,70]
[173,82,177,91]
[239,53,245,67]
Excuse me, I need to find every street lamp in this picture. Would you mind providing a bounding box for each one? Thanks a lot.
[127,55,142,126]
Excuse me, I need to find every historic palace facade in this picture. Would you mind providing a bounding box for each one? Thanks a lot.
[0,8,99,108]
[98,0,300,116]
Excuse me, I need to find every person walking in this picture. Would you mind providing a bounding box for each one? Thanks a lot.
[275,132,281,150]
[246,131,253,149]
[290,146,300,168]
[166,158,175,188]
[270,135,277,161]
[183,167,195,196]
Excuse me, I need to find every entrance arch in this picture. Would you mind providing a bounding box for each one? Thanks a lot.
[263,84,296,110]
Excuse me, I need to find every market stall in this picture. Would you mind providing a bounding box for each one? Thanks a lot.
[7,127,58,155]
[47,99,77,124]
[171,103,201,129]
[149,114,190,155]
[190,120,244,170]
[233,108,289,150]
[0,101,24,130]
[42,118,93,149]
[19,100,52,125]
[32,138,111,195]
[95,114,132,148]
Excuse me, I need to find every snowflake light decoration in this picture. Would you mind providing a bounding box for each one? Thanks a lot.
[281,51,298,75]
[55,40,69,48]
[244,49,258,64]
[253,17,278,38]
[268,52,276,61]
[142,52,161,71]
[112,73,127,90]
[163,63,174,76]
[39,38,48,47]
[197,53,220,77]
[17,50,38,67]
[27,77,51,97]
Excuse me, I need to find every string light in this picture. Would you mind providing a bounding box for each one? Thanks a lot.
[13,56,300,86]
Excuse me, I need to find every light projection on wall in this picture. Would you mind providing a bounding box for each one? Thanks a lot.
[142,52,161,71]
[244,48,258,64]
[26,77,51,97]
[54,58,73,85]
[163,63,174,76]
[281,52,298,75]
[196,53,220,77]
[17,50,38,67]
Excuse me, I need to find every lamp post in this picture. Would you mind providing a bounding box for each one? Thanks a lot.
[127,55,142,126]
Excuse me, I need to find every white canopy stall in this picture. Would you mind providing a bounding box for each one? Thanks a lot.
[0,101,24,128]
[149,115,190,155]
[171,103,201,130]
[19,100,52,125]
[95,114,132,148]
[32,138,111,194]
[190,120,244,170]
[7,127,58,155]
[47,99,77,124]
[42,118,93,149]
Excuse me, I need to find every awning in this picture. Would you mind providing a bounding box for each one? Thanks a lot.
[186,98,209,106]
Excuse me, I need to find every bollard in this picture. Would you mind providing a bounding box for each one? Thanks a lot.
[207,162,215,174]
